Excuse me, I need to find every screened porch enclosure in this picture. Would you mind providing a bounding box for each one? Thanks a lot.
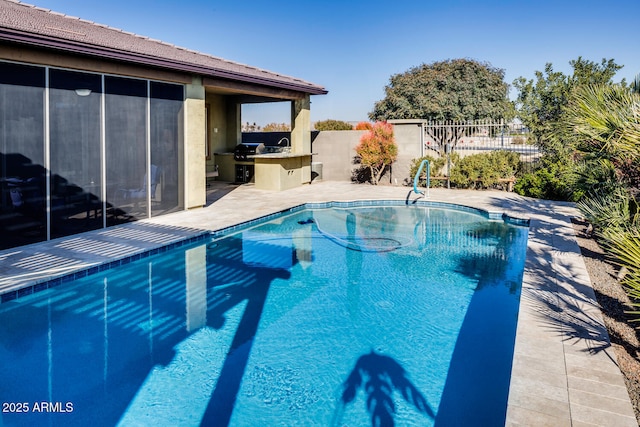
[0,61,184,250]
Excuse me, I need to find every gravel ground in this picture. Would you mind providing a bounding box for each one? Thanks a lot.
[572,218,640,423]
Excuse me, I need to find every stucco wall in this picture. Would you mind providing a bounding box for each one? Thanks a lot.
[311,124,422,184]
[392,122,422,185]
[311,130,364,181]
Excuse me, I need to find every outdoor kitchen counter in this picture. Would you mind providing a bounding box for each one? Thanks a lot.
[248,152,316,159]
[249,153,314,191]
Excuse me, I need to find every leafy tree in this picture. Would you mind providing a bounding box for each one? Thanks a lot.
[369,59,513,122]
[355,122,398,185]
[262,122,290,132]
[512,58,626,201]
[314,119,353,131]
[513,57,622,155]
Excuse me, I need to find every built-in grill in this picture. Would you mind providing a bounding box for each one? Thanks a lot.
[233,142,265,161]
[232,139,291,183]
[233,137,291,161]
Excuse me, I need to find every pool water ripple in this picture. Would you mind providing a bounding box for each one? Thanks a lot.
[0,204,527,426]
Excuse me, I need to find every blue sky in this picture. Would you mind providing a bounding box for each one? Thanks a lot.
[25,0,640,125]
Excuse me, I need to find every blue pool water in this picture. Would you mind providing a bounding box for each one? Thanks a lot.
[0,203,528,426]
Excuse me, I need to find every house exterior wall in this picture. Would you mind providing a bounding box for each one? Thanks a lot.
[205,94,225,175]
[204,93,243,183]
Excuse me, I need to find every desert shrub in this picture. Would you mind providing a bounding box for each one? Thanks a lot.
[513,159,574,200]
[262,122,290,131]
[450,150,520,189]
[409,156,446,187]
[354,122,397,185]
[576,187,640,320]
[511,135,527,145]
[355,121,374,131]
[514,154,621,202]
[577,186,637,233]
[568,158,620,201]
[351,165,372,183]
[314,119,353,131]
[604,229,640,320]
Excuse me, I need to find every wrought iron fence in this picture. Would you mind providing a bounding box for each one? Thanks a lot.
[421,119,539,175]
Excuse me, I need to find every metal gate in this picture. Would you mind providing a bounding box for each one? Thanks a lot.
[421,119,539,174]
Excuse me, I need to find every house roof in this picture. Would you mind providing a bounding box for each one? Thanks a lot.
[0,0,327,95]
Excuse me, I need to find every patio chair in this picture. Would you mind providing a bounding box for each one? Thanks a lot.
[120,164,160,204]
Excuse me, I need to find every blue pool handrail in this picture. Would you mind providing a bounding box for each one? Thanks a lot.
[413,159,430,198]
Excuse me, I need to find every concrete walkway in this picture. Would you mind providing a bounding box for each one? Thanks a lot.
[0,180,636,426]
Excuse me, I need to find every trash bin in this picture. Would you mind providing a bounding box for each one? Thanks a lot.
[311,162,323,182]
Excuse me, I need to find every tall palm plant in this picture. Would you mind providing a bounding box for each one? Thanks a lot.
[576,186,635,232]
[602,228,640,319]
[569,82,640,321]
[566,84,640,162]
[577,188,640,321]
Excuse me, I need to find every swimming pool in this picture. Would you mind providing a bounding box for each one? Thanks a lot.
[0,202,528,426]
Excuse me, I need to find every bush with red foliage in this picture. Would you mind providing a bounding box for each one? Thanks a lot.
[355,122,398,185]
[355,121,374,131]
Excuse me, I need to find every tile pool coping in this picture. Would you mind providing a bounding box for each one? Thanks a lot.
[0,231,211,303]
[0,181,636,426]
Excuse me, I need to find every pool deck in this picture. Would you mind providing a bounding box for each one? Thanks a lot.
[0,180,637,426]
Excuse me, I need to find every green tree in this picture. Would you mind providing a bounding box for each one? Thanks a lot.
[314,119,353,131]
[369,59,513,122]
[513,57,622,156]
[512,58,626,201]
[355,122,398,185]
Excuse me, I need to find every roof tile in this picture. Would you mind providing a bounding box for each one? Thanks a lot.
[0,0,326,94]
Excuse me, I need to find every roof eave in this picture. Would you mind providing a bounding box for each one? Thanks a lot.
[0,28,329,96]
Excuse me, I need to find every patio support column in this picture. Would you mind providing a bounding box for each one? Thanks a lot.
[291,94,311,154]
[184,76,206,208]
[290,94,311,183]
